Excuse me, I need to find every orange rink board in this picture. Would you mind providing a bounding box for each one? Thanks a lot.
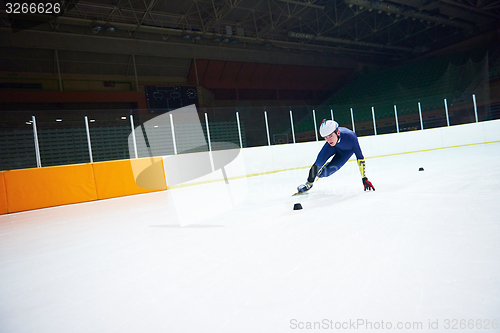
[0,172,7,215]
[0,158,167,214]
[3,164,97,213]
[92,157,167,200]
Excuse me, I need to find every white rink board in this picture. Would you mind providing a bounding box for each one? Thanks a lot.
[163,120,500,187]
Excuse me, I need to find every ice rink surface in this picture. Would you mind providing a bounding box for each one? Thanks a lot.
[1,142,499,332]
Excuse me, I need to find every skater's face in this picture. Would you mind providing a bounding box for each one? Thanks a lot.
[324,130,338,146]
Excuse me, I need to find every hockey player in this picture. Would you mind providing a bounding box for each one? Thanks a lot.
[296,119,375,194]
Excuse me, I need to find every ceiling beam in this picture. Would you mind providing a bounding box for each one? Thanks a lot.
[275,0,325,10]
[437,0,500,20]
[0,27,358,68]
[1,11,409,59]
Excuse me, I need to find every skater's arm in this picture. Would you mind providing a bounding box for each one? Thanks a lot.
[357,159,366,178]
[349,132,364,160]
[357,159,375,191]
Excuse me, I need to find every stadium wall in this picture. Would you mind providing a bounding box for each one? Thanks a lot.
[1,120,499,215]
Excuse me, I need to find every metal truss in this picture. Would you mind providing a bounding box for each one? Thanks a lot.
[2,0,500,62]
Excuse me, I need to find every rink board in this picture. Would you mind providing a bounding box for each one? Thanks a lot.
[1,120,499,214]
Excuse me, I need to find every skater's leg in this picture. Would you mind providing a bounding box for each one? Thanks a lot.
[318,152,353,178]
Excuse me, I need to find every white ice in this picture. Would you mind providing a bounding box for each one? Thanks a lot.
[1,143,499,333]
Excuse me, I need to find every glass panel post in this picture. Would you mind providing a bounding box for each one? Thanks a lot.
[84,116,93,163]
[371,106,377,135]
[236,111,243,148]
[32,115,42,168]
[418,102,424,130]
[444,98,450,126]
[394,105,400,133]
[264,111,271,146]
[130,115,138,159]
[312,109,318,141]
[350,108,355,133]
[472,94,478,123]
[169,113,178,155]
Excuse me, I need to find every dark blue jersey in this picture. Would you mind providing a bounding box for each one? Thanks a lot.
[314,127,364,168]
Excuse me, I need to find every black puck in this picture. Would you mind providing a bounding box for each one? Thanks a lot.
[293,203,303,210]
[419,167,424,171]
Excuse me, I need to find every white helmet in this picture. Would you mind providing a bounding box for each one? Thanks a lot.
[319,119,339,137]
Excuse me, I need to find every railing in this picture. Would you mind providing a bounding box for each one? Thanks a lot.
[0,87,498,171]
